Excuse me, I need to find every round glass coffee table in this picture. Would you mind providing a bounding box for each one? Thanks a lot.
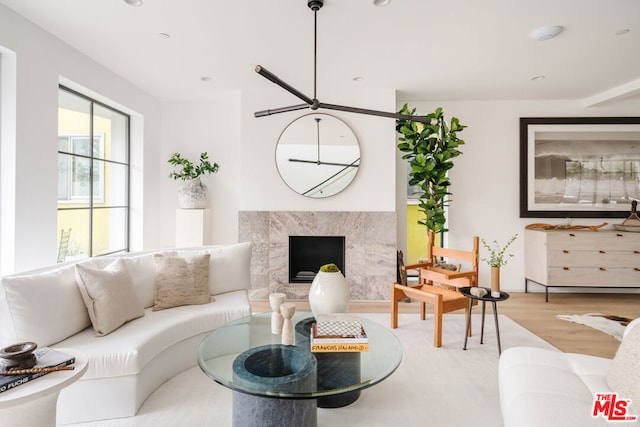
[198,311,402,427]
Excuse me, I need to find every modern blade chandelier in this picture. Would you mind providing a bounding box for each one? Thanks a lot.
[254,0,430,123]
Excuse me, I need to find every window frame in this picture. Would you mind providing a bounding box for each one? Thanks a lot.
[57,85,131,259]
[57,133,106,204]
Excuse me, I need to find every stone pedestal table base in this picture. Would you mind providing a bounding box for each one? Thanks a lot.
[232,345,317,427]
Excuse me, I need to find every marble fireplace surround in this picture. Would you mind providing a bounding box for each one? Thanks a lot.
[238,211,397,302]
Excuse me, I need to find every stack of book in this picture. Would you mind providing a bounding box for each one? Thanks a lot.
[310,314,368,352]
[0,347,75,394]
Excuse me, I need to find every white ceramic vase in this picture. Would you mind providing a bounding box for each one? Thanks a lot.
[178,177,208,209]
[269,293,286,335]
[280,302,296,346]
[308,270,350,318]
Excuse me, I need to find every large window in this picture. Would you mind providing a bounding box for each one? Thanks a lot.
[57,86,129,261]
[58,135,104,202]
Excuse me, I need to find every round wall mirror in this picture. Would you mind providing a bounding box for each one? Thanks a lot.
[275,113,360,198]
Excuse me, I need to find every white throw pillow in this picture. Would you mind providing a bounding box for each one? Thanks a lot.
[2,265,90,346]
[75,259,145,336]
[606,323,640,413]
[152,253,212,311]
[178,242,252,295]
[120,253,157,308]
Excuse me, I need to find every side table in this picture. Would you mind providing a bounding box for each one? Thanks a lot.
[459,287,510,355]
[0,349,88,427]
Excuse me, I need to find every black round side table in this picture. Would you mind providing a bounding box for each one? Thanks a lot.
[459,287,510,355]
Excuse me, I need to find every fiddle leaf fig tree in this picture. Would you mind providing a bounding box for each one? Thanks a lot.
[396,104,466,234]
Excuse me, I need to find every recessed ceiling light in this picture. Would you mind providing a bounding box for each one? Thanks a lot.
[373,0,391,6]
[531,75,546,81]
[124,0,143,6]
[159,33,170,39]
[352,76,364,82]
[529,26,563,41]
[616,29,630,36]
[200,76,212,82]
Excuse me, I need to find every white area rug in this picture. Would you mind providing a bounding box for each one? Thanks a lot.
[556,313,630,341]
[68,313,555,427]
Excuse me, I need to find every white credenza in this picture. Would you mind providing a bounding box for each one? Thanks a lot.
[524,228,640,301]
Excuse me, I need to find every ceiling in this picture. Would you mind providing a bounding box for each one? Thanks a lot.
[2,0,639,105]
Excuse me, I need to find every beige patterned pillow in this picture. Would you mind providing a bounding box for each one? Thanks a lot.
[606,323,640,413]
[152,254,212,311]
[75,259,145,336]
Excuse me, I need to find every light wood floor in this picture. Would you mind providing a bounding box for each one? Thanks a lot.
[252,292,640,359]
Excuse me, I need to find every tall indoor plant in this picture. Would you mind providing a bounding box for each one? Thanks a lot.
[168,152,220,208]
[396,104,466,256]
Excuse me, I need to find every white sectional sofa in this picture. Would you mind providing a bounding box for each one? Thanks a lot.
[499,318,640,427]
[0,242,253,425]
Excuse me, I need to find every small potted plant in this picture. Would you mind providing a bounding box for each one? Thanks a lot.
[168,152,220,208]
[481,234,518,297]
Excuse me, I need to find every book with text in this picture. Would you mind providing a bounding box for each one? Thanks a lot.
[311,342,369,352]
[310,322,369,352]
[0,348,75,394]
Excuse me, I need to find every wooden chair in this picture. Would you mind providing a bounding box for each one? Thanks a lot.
[391,234,479,347]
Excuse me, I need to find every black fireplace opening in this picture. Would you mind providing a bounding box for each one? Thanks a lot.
[289,236,345,283]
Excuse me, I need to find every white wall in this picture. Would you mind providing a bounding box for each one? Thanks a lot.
[0,4,162,273]
[156,87,398,248]
[241,87,397,212]
[396,97,640,292]
[0,45,17,275]
[158,95,242,247]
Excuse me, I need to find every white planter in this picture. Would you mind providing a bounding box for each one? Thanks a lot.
[308,271,350,318]
[178,178,208,209]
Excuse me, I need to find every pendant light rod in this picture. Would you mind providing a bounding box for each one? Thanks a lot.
[254,103,310,117]
[254,98,432,122]
[254,0,432,124]
[313,8,318,100]
[318,102,432,123]
[255,65,315,106]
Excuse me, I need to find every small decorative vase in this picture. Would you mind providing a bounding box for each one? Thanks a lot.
[308,270,349,318]
[280,302,296,346]
[269,293,286,335]
[491,266,501,298]
[178,177,208,209]
[0,341,37,370]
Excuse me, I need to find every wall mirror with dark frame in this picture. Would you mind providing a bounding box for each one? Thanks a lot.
[275,113,360,198]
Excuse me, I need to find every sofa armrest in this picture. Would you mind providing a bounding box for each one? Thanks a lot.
[624,317,640,339]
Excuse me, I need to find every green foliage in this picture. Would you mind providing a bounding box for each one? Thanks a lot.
[319,263,340,273]
[481,234,519,267]
[396,105,466,233]
[168,152,220,181]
